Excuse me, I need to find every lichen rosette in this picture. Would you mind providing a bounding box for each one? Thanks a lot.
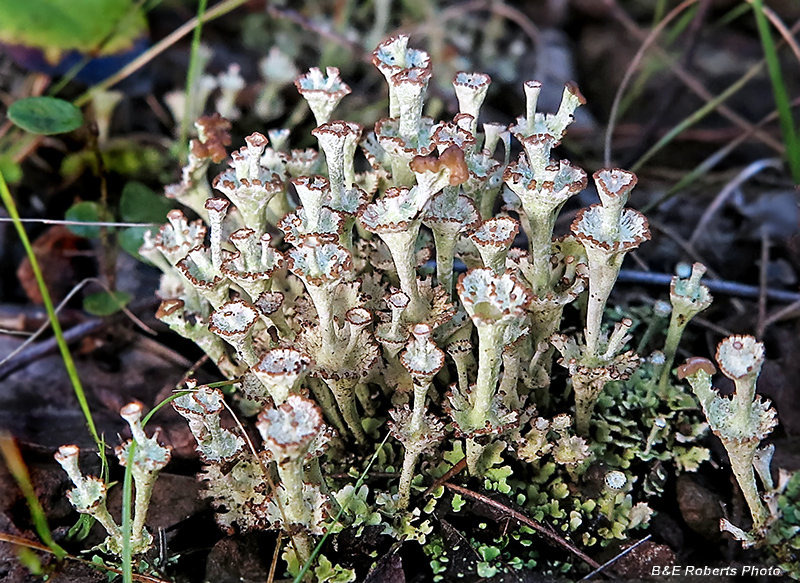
[294,67,351,126]
[252,348,312,404]
[212,132,287,236]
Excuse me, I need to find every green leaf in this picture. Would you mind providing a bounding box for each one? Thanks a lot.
[65,201,110,238]
[118,226,156,259]
[83,290,131,316]
[479,545,501,562]
[8,97,83,135]
[119,181,172,223]
[67,515,95,541]
[0,0,147,59]
[476,562,498,578]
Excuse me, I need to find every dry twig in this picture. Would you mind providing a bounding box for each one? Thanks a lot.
[443,482,602,571]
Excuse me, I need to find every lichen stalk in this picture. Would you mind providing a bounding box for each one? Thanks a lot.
[467,322,504,429]
[380,229,426,322]
[727,443,769,530]
[325,377,367,444]
[431,225,458,295]
[583,250,623,358]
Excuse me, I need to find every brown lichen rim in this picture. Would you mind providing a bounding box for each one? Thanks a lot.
[220,250,284,282]
[278,206,345,245]
[176,246,224,290]
[443,385,519,438]
[311,120,364,140]
[469,216,520,248]
[564,81,587,105]
[372,35,432,76]
[570,206,651,251]
[358,186,418,234]
[374,117,436,156]
[346,307,372,326]
[714,335,765,380]
[453,71,491,90]
[291,174,330,192]
[293,67,352,100]
[424,193,480,229]
[156,298,185,320]
[285,237,353,287]
[257,394,324,449]
[431,122,476,152]
[254,291,284,316]
[400,342,445,378]
[208,299,259,337]
[205,197,231,215]
[456,268,532,319]
[592,167,638,200]
[253,348,312,377]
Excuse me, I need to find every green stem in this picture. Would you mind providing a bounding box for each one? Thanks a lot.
[381,228,426,322]
[584,252,624,358]
[0,436,67,560]
[293,434,390,583]
[657,315,686,392]
[308,378,348,438]
[522,210,557,294]
[278,460,306,527]
[306,284,338,355]
[731,377,758,432]
[751,0,800,182]
[355,382,376,417]
[0,171,103,453]
[121,442,134,583]
[178,0,209,159]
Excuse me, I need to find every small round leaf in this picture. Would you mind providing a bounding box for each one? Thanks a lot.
[8,97,84,135]
[65,201,108,238]
[83,290,132,316]
[119,226,156,259]
[119,181,172,223]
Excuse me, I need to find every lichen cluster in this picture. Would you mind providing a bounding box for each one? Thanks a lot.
[55,36,787,579]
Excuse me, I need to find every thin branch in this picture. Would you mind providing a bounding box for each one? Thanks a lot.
[267,5,370,63]
[604,0,698,167]
[267,534,282,583]
[616,269,800,303]
[764,299,800,328]
[687,157,782,246]
[757,230,770,339]
[605,0,787,159]
[423,456,466,497]
[0,217,158,228]
[0,277,154,372]
[74,0,251,107]
[443,482,602,571]
[579,535,653,581]
[750,3,800,64]
[0,533,169,583]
